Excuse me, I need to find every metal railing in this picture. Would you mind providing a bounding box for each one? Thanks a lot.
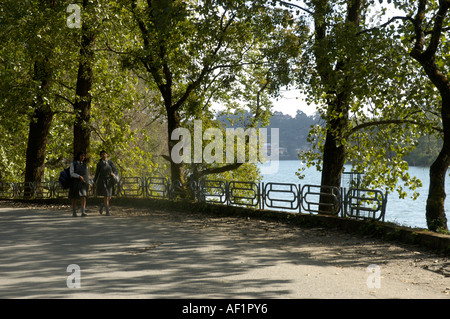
[145,177,169,199]
[262,182,301,211]
[0,177,387,222]
[343,188,387,221]
[119,177,145,197]
[301,184,342,215]
[228,181,260,208]
[199,180,228,204]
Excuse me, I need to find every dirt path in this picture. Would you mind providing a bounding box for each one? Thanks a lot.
[0,201,449,299]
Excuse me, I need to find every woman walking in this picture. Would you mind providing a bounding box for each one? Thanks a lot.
[93,150,118,216]
[69,151,89,217]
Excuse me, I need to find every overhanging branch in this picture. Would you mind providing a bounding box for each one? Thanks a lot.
[348,119,443,137]
[358,16,414,35]
[274,0,314,15]
[198,163,244,178]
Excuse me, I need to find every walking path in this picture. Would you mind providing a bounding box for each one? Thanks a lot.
[0,201,449,299]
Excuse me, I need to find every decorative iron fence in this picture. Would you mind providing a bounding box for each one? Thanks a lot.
[343,188,387,221]
[199,180,228,204]
[262,182,301,211]
[0,176,388,222]
[300,184,341,215]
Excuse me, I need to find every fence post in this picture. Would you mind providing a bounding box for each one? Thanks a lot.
[382,191,388,222]
[225,181,229,206]
[143,177,148,198]
[261,182,264,210]
[258,182,261,210]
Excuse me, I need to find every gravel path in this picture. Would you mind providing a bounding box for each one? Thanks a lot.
[0,201,449,299]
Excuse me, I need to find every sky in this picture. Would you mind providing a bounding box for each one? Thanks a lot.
[272,89,317,117]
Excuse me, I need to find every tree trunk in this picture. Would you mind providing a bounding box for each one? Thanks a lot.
[319,96,348,214]
[410,0,450,231]
[426,95,450,231]
[320,130,346,185]
[24,108,54,185]
[167,107,186,185]
[314,0,362,214]
[73,0,94,161]
[24,57,53,192]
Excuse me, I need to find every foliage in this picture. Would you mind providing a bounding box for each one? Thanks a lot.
[0,0,447,232]
[117,0,305,185]
[281,0,438,199]
[0,0,78,182]
[0,0,159,182]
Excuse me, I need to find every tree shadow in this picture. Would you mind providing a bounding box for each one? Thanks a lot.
[0,206,446,298]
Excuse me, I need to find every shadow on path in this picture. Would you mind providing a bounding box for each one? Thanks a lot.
[0,206,448,299]
[0,207,298,298]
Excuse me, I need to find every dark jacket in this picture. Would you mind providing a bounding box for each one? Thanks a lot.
[94,160,118,197]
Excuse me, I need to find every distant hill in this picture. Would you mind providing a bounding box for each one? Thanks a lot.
[265,110,320,160]
[216,110,320,160]
[216,110,441,165]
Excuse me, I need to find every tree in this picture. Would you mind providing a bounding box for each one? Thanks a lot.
[56,0,153,177]
[72,0,96,161]
[279,0,430,213]
[122,0,301,186]
[0,0,77,186]
[0,0,153,185]
[405,0,450,231]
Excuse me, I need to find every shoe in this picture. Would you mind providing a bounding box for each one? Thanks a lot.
[99,205,103,215]
[73,212,78,217]
[81,212,88,217]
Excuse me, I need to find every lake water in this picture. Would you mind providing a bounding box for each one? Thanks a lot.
[259,160,450,229]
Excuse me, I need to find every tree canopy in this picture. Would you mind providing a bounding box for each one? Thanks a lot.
[119,0,304,185]
[0,0,449,231]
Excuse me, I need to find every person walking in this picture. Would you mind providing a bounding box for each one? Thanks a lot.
[93,150,118,216]
[69,151,89,217]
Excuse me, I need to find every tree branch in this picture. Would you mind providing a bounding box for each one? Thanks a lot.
[358,16,414,35]
[274,0,314,15]
[411,0,427,58]
[348,119,443,137]
[57,80,76,91]
[55,94,74,106]
[252,77,270,126]
[409,0,450,94]
[98,29,128,55]
[424,1,449,59]
[198,163,244,178]
[172,11,238,112]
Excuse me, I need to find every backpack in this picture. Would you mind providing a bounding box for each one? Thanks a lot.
[59,160,79,189]
[58,167,72,189]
